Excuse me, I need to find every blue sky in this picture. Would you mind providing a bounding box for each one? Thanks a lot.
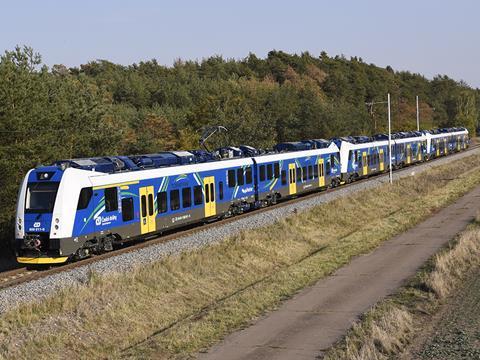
[1,0,479,87]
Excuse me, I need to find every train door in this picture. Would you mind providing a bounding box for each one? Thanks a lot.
[362,152,367,176]
[318,158,325,187]
[406,144,411,164]
[457,136,461,151]
[288,163,297,195]
[436,139,440,157]
[203,176,216,217]
[417,142,421,161]
[444,138,448,155]
[139,186,156,235]
[379,149,384,171]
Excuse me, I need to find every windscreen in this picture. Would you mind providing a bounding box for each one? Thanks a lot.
[25,182,59,213]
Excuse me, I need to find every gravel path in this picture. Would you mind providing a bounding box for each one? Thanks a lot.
[1,149,479,314]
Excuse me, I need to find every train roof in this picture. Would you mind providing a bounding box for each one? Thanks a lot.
[42,127,467,175]
[86,157,254,187]
[253,142,339,164]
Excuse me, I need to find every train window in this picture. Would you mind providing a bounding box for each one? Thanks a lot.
[354,151,358,162]
[267,164,273,180]
[274,163,280,178]
[313,164,318,178]
[193,186,203,205]
[105,187,118,212]
[228,170,236,188]
[219,182,224,200]
[326,160,331,174]
[121,197,134,222]
[302,166,307,181]
[245,167,252,184]
[205,184,210,203]
[308,165,313,179]
[170,189,180,211]
[25,182,59,213]
[141,195,146,218]
[296,166,302,182]
[260,165,266,181]
[348,151,352,161]
[182,187,191,208]
[77,187,93,210]
[158,191,167,213]
[210,183,215,202]
[148,193,154,216]
[281,170,287,185]
[237,168,245,186]
[330,154,335,167]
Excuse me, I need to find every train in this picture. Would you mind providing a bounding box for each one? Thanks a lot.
[14,127,469,265]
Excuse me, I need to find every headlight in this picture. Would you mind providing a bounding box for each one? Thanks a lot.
[18,218,22,224]
[17,224,22,231]
[54,225,59,230]
[55,218,59,224]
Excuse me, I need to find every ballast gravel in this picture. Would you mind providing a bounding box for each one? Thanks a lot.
[1,148,479,314]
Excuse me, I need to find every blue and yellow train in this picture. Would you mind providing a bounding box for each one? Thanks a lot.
[14,127,468,265]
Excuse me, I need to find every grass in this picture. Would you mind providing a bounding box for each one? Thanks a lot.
[323,215,480,360]
[1,154,480,359]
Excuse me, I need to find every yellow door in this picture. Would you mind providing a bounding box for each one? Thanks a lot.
[288,163,297,195]
[139,186,156,235]
[318,159,325,187]
[407,144,411,164]
[457,136,461,151]
[379,149,384,171]
[203,176,216,217]
[417,143,422,161]
[444,138,448,154]
[362,152,367,176]
[436,140,440,156]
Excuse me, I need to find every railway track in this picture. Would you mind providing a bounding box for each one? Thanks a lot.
[1,145,478,290]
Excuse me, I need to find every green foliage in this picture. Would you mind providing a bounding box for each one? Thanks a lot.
[0,46,479,253]
[453,90,477,135]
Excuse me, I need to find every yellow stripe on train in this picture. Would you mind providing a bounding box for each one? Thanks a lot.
[17,257,69,265]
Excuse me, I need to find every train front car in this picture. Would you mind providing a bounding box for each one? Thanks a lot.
[15,165,95,265]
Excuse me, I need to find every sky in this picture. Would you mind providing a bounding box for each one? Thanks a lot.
[1,0,479,87]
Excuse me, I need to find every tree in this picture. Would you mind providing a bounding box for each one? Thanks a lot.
[454,90,477,135]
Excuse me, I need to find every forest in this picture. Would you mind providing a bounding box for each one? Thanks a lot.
[0,46,479,253]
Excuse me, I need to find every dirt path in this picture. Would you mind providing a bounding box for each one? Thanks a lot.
[199,185,480,360]
[401,268,480,359]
